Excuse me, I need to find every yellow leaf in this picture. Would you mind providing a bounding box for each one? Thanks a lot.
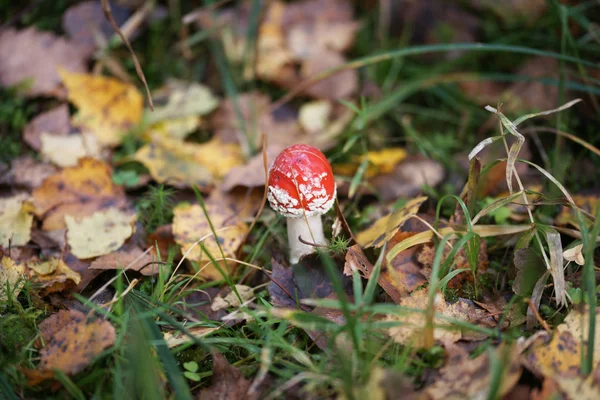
[134,136,243,188]
[145,81,218,124]
[356,196,428,248]
[334,148,408,178]
[0,195,34,247]
[59,69,143,146]
[143,116,200,141]
[0,256,26,304]
[299,100,331,134]
[172,200,248,280]
[65,208,135,259]
[32,157,126,230]
[28,258,81,293]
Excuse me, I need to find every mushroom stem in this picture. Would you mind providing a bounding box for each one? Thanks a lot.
[287,214,325,264]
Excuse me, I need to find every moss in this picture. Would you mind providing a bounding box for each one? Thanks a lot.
[0,313,37,359]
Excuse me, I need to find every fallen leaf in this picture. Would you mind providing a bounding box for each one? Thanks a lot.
[563,244,585,266]
[143,116,200,141]
[28,258,81,294]
[298,100,332,134]
[172,196,248,279]
[163,326,218,348]
[38,309,85,344]
[0,28,88,97]
[0,156,57,189]
[39,311,116,375]
[66,208,135,259]
[334,148,408,178]
[198,352,251,400]
[32,157,126,230]
[0,256,26,304]
[145,80,218,124]
[221,145,280,191]
[426,344,521,400]
[556,194,599,229]
[59,69,143,146]
[40,132,100,167]
[343,367,418,400]
[211,285,254,311]
[370,157,445,201]
[134,136,243,188]
[554,375,600,400]
[356,196,428,248]
[387,289,495,346]
[522,306,600,379]
[62,0,131,52]
[90,247,163,276]
[0,195,34,247]
[23,105,71,152]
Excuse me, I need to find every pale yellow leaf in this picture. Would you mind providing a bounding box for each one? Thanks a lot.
[0,195,34,247]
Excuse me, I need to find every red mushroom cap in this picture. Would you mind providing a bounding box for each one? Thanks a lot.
[267,144,336,218]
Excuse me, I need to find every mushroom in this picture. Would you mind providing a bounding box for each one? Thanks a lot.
[267,144,336,264]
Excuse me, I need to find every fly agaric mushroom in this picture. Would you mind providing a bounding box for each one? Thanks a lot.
[267,144,336,263]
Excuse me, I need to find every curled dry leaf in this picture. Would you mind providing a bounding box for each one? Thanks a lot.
[387,289,496,347]
[39,310,116,376]
[90,247,163,276]
[211,285,254,311]
[28,258,81,294]
[59,69,143,146]
[66,207,135,259]
[23,105,71,152]
[0,195,35,247]
[0,28,89,97]
[172,196,248,280]
[563,244,584,266]
[0,256,26,304]
[356,196,428,248]
[32,157,127,231]
[134,136,243,188]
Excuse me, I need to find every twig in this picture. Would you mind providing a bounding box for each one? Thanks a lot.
[101,0,154,110]
[526,298,552,333]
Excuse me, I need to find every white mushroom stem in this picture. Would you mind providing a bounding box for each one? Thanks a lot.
[287,214,326,264]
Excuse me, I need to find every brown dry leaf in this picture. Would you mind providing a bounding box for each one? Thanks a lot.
[0,195,35,247]
[381,232,427,302]
[370,157,445,201]
[222,145,281,191]
[66,207,135,259]
[356,196,428,248]
[198,352,252,400]
[522,306,600,379]
[59,69,143,146]
[172,195,248,280]
[40,132,101,167]
[38,309,85,344]
[39,311,116,375]
[387,289,495,346]
[32,157,126,230]
[425,345,522,400]
[28,258,81,294]
[90,247,163,276]
[134,136,243,188]
[0,28,88,97]
[23,105,71,152]
[0,156,58,189]
[0,256,26,304]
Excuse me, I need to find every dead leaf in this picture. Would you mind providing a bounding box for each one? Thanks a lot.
[356,196,428,248]
[556,195,599,229]
[28,258,81,294]
[426,344,521,400]
[0,28,88,97]
[59,69,143,146]
[89,247,163,276]
[172,196,248,280]
[134,136,243,188]
[221,145,280,191]
[211,285,254,311]
[334,148,408,178]
[145,80,218,124]
[66,207,135,259]
[0,195,35,247]
[40,132,100,167]
[370,157,445,201]
[23,105,71,152]
[0,256,26,304]
[522,306,600,379]
[163,326,218,348]
[198,352,251,400]
[0,156,58,189]
[32,157,127,230]
[39,311,116,375]
[143,116,200,141]
[387,289,495,346]
[563,244,585,266]
[38,309,85,345]
[298,100,332,134]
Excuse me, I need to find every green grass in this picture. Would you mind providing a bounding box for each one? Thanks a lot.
[2,0,600,398]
